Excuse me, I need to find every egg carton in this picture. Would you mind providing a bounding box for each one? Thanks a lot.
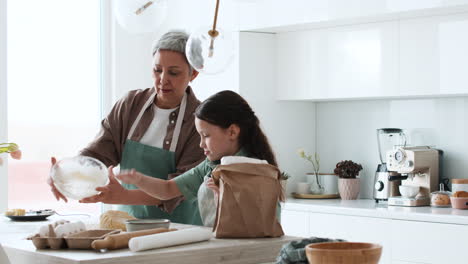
[28,229,120,250]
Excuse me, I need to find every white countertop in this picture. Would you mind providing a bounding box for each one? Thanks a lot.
[0,215,297,264]
[284,198,468,225]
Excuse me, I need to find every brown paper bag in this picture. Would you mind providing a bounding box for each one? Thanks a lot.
[211,163,284,238]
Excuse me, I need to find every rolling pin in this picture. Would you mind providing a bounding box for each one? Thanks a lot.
[91,227,177,250]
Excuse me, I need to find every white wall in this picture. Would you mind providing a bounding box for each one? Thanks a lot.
[110,0,240,102]
[110,11,317,194]
[1,0,8,212]
[109,1,468,199]
[238,32,316,194]
[316,97,468,198]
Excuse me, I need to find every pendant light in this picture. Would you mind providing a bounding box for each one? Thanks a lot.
[186,0,235,75]
[115,0,168,34]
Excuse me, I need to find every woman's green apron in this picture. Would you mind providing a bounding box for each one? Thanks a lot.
[117,91,202,225]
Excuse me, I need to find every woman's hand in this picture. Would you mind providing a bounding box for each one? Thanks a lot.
[47,157,68,202]
[206,178,219,196]
[115,169,143,185]
[79,166,128,204]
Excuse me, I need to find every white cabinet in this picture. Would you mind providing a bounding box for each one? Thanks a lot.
[282,210,392,264]
[277,21,399,100]
[399,13,468,96]
[238,0,468,32]
[281,209,310,237]
[275,11,468,101]
[282,208,468,264]
[308,213,392,264]
[391,220,468,264]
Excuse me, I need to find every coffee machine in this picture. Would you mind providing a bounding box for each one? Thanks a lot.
[373,128,407,202]
[386,146,440,206]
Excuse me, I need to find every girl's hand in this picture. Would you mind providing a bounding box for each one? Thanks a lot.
[80,166,128,204]
[206,178,219,196]
[115,168,143,185]
[47,157,68,202]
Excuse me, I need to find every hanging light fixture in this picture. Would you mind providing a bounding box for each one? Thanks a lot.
[186,0,235,75]
[115,0,168,34]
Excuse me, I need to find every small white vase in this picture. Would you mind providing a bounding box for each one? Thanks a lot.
[338,178,360,200]
[307,173,338,194]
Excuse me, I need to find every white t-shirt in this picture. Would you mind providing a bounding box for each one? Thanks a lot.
[139,105,177,149]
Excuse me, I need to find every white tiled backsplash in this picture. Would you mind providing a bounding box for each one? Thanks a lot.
[316,96,468,199]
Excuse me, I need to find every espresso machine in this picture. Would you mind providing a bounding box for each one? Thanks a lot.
[386,146,440,206]
[373,128,407,202]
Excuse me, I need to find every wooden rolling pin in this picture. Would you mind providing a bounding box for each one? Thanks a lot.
[91,227,177,250]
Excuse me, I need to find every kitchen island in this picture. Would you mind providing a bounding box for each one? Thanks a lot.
[0,215,298,264]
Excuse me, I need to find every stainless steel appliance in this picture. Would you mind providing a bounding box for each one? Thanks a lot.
[387,146,440,207]
[373,128,407,202]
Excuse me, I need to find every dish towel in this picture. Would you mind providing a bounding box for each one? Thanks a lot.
[275,237,345,264]
[129,227,213,252]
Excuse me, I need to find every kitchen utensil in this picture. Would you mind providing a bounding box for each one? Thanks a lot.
[50,156,109,200]
[305,242,382,264]
[129,227,213,252]
[373,128,407,203]
[91,227,175,250]
[125,219,170,232]
[387,146,441,207]
[64,229,120,249]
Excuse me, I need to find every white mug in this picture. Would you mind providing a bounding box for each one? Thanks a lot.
[296,182,311,194]
[321,174,338,195]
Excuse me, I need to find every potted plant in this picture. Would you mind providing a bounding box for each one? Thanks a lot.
[298,149,325,194]
[280,171,290,193]
[334,160,363,200]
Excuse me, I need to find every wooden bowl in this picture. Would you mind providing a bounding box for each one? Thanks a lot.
[306,242,382,264]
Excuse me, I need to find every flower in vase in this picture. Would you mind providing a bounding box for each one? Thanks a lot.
[298,149,323,192]
[0,142,22,166]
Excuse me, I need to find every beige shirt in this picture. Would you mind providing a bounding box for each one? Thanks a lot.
[80,86,205,212]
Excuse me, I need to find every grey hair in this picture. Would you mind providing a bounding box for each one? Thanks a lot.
[152,30,193,73]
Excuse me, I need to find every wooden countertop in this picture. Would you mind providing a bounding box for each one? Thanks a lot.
[0,216,298,264]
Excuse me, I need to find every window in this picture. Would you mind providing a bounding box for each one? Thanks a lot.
[6,0,102,214]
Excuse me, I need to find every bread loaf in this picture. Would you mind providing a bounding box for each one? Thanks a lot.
[453,191,468,198]
[5,208,26,216]
[100,210,136,231]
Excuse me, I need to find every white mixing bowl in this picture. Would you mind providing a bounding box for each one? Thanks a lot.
[50,156,109,200]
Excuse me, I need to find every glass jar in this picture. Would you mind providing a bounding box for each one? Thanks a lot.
[430,183,451,208]
[451,179,468,193]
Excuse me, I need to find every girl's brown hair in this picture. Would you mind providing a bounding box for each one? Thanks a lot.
[195,90,278,166]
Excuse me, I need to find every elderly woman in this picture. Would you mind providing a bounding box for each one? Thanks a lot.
[48,30,205,225]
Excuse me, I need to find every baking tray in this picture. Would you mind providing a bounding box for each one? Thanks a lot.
[292,192,340,199]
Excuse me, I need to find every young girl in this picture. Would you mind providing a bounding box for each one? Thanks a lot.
[115,90,281,226]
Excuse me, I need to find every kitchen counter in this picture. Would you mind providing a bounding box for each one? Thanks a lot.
[0,215,298,264]
[284,198,468,225]
[282,198,468,264]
